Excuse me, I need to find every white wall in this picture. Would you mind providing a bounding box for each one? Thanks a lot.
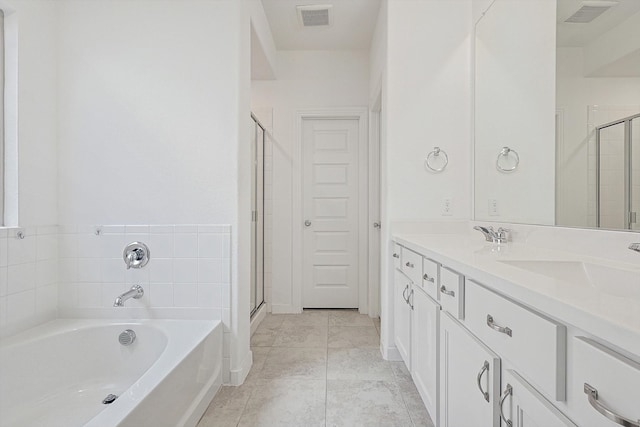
[556,47,640,227]
[55,0,250,385]
[0,1,59,337]
[380,0,472,358]
[251,50,370,313]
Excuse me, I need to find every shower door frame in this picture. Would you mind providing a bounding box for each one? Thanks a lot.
[595,112,640,229]
[250,114,265,317]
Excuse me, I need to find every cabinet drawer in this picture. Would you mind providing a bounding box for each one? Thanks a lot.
[392,243,402,270]
[439,266,464,319]
[465,280,566,401]
[422,257,439,300]
[401,247,423,286]
[569,337,640,427]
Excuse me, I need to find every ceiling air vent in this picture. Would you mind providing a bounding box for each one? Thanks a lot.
[297,5,333,28]
[564,1,618,23]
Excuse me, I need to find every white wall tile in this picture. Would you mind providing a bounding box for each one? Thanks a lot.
[102,258,126,283]
[197,284,221,308]
[174,258,198,283]
[7,290,36,325]
[77,258,102,283]
[126,266,149,284]
[8,235,36,266]
[36,285,58,316]
[77,283,101,307]
[0,267,7,297]
[174,233,198,258]
[198,233,223,258]
[0,296,6,329]
[198,258,222,284]
[36,234,58,261]
[174,284,198,307]
[77,234,102,258]
[149,233,174,258]
[0,237,7,267]
[8,264,36,294]
[150,258,173,283]
[36,259,58,288]
[150,283,174,307]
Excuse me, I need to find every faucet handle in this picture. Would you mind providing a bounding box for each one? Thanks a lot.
[629,243,640,253]
[496,228,510,243]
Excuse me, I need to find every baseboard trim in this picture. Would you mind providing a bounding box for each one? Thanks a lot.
[381,344,402,361]
[228,350,253,386]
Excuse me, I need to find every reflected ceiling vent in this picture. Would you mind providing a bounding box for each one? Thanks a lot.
[564,0,618,23]
[297,5,333,28]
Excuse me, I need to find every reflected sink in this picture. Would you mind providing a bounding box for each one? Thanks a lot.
[498,260,640,298]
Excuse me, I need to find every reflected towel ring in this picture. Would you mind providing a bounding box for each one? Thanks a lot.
[425,147,448,173]
[496,147,519,172]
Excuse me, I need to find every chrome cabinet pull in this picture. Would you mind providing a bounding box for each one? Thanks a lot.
[499,384,513,427]
[486,314,512,337]
[440,285,455,297]
[423,273,434,283]
[393,253,400,258]
[405,261,414,268]
[402,285,410,304]
[584,383,640,427]
[409,289,414,310]
[476,361,490,402]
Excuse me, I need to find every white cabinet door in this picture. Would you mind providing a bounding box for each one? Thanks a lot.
[394,268,412,369]
[440,312,501,427]
[411,288,440,424]
[501,369,577,427]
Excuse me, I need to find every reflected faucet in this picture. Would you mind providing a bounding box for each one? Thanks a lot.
[474,225,510,244]
[629,243,640,253]
[114,285,144,307]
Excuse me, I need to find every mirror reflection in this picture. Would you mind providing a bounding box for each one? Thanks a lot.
[474,0,640,231]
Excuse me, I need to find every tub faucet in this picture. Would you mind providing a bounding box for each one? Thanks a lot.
[114,285,144,307]
[630,243,640,253]
[474,225,510,244]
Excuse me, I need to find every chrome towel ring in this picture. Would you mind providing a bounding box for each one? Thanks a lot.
[496,147,519,173]
[425,147,448,173]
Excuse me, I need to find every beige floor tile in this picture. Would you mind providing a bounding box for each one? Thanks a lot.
[327,348,394,380]
[328,309,374,327]
[238,379,325,427]
[250,329,278,347]
[197,385,253,427]
[326,379,412,427]
[390,361,412,383]
[272,323,328,348]
[328,326,380,348]
[281,309,329,327]
[260,347,327,380]
[255,314,286,332]
[244,347,271,384]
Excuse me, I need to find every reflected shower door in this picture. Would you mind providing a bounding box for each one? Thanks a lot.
[597,121,626,229]
[250,116,265,317]
[632,117,639,231]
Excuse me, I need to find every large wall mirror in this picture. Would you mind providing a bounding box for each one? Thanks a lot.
[474,0,640,231]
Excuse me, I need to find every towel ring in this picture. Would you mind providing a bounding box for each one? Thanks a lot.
[425,147,448,173]
[496,147,519,172]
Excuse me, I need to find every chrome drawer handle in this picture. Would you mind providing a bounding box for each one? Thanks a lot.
[409,289,414,310]
[393,253,400,258]
[499,384,513,427]
[476,361,490,402]
[423,273,434,283]
[584,383,640,427]
[405,261,414,268]
[440,285,455,297]
[402,285,410,304]
[486,315,512,337]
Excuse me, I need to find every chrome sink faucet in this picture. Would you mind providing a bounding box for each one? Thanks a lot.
[474,225,510,244]
[114,285,144,307]
[629,243,640,253]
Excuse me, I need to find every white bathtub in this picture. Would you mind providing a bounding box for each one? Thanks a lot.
[0,319,222,427]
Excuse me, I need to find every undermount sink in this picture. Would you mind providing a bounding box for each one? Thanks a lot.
[498,260,640,298]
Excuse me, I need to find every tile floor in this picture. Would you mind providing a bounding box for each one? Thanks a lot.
[197,309,434,427]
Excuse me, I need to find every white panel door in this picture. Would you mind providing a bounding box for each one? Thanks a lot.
[302,118,360,308]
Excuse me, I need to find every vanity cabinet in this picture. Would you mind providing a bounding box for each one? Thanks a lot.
[439,312,501,427]
[411,286,440,422]
[569,337,640,427]
[394,266,413,368]
[500,369,577,427]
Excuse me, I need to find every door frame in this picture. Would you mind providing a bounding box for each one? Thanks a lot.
[368,93,382,318]
[293,108,369,313]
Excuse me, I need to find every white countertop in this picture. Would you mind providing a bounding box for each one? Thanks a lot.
[393,232,640,357]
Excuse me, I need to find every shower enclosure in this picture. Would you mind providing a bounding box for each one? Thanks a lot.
[596,113,640,230]
[250,114,265,316]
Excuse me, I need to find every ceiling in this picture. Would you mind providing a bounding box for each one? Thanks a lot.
[556,0,640,47]
[260,0,382,50]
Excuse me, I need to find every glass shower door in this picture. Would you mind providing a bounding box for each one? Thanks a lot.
[250,116,265,316]
[597,121,627,229]
[632,116,639,231]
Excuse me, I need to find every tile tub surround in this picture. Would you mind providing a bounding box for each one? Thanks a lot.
[198,310,434,427]
[0,226,59,338]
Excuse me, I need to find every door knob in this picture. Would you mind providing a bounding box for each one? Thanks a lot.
[373,222,381,229]
[304,220,312,227]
